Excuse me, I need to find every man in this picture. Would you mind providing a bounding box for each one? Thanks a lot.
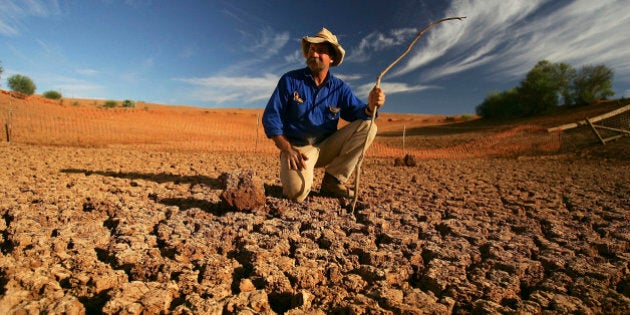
[262,27,386,202]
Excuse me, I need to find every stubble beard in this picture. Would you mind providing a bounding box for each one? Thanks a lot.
[307,57,326,73]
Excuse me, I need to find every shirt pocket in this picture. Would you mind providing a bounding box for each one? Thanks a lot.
[326,105,341,120]
[290,90,305,105]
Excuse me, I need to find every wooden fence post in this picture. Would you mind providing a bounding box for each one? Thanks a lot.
[255,113,260,152]
[5,109,12,143]
[402,124,406,152]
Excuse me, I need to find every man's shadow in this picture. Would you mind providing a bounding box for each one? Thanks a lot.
[61,168,231,215]
[61,168,223,187]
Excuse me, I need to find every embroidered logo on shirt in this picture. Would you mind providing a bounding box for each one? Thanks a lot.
[293,91,304,103]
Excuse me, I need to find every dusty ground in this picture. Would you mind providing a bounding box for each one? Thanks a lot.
[0,92,629,313]
[1,142,628,314]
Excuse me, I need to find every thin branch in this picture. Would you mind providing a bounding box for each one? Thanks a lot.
[351,16,466,213]
[376,16,466,88]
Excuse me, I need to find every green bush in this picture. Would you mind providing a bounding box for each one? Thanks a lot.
[8,74,36,95]
[572,64,614,106]
[103,100,118,108]
[476,88,521,119]
[517,60,576,116]
[122,99,136,108]
[476,60,615,119]
[43,90,62,100]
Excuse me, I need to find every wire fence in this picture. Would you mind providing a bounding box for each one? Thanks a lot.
[2,94,628,159]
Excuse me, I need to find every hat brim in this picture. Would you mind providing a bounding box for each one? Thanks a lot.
[301,37,345,67]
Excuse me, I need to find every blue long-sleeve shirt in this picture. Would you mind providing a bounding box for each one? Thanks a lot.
[262,67,373,146]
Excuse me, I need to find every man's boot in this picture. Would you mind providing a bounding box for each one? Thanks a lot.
[320,173,354,198]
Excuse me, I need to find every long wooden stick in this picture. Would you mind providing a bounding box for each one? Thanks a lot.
[351,16,466,213]
[547,104,630,132]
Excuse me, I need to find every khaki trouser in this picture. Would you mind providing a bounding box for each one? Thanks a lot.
[280,119,377,202]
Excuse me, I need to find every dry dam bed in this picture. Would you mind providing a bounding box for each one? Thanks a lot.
[0,144,628,314]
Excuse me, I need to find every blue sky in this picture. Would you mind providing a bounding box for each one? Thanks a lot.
[1,0,629,115]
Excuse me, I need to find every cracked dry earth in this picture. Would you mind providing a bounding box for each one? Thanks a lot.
[0,143,628,314]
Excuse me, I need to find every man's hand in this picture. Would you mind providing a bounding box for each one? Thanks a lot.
[283,147,308,171]
[271,135,308,170]
[368,86,386,113]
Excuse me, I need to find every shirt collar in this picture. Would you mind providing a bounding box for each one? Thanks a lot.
[303,67,332,88]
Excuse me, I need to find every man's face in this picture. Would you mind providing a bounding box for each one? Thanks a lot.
[306,43,334,73]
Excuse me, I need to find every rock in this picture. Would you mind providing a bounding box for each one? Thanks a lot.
[404,154,417,166]
[473,299,512,314]
[225,290,275,314]
[102,281,179,314]
[420,259,468,295]
[291,290,314,310]
[239,278,256,292]
[172,293,224,314]
[393,154,417,167]
[220,169,266,211]
[46,295,86,315]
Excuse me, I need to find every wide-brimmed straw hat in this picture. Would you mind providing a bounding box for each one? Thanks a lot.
[301,27,345,67]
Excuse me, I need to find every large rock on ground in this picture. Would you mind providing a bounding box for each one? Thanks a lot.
[220,169,266,212]
[394,154,417,167]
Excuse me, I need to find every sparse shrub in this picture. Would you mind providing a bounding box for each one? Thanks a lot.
[476,60,615,119]
[461,114,474,121]
[122,99,136,108]
[103,100,118,108]
[571,64,614,106]
[517,60,574,115]
[73,101,80,107]
[43,90,62,100]
[476,88,521,119]
[7,74,36,95]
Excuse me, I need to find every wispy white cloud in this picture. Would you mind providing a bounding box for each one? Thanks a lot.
[0,0,61,35]
[176,73,279,104]
[215,27,294,79]
[57,83,104,98]
[336,73,364,82]
[394,0,543,79]
[172,26,300,105]
[284,49,303,65]
[241,26,290,58]
[141,57,154,69]
[6,69,104,98]
[76,68,99,76]
[388,0,630,84]
[179,45,197,59]
[356,82,438,100]
[0,20,19,36]
[348,28,418,63]
[35,38,64,56]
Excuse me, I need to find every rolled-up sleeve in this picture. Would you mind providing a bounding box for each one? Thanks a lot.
[339,82,377,122]
[262,79,287,138]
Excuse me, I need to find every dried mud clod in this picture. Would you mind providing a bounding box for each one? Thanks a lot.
[394,154,417,167]
[219,168,266,212]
